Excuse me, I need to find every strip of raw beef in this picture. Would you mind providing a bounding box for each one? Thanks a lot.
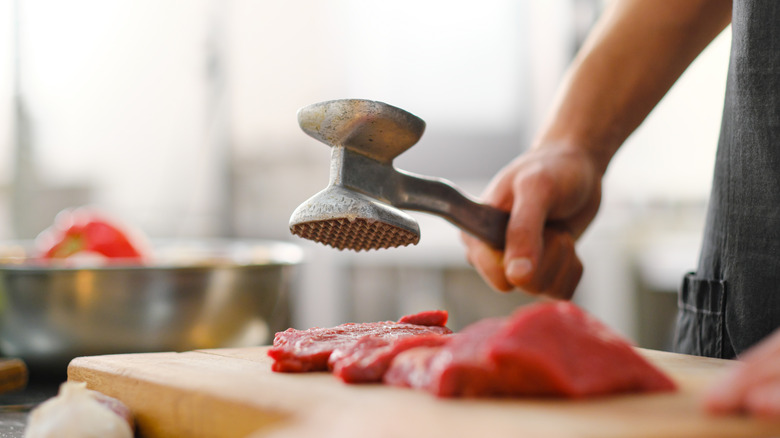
[330,333,451,383]
[268,310,451,372]
[383,345,445,390]
[383,317,504,395]
[397,310,448,327]
[384,302,676,398]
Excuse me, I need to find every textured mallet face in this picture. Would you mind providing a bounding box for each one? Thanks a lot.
[291,218,419,251]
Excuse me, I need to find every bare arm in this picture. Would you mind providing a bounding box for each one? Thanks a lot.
[464,0,732,295]
[539,0,732,171]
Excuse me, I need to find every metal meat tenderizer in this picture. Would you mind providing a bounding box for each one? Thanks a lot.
[289,99,509,252]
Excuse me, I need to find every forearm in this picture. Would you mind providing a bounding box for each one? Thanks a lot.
[534,0,732,174]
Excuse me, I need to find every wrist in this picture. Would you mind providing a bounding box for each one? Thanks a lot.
[529,134,614,178]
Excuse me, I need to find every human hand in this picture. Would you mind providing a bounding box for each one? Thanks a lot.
[704,328,780,417]
[462,142,603,299]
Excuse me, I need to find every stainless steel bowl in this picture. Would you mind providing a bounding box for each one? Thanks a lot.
[0,239,303,373]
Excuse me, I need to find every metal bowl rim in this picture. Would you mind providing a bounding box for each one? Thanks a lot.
[0,238,304,273]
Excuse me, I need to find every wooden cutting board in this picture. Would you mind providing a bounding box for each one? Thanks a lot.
[67,347,780,438]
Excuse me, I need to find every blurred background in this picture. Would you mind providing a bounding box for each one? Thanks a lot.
[0,0,730,349]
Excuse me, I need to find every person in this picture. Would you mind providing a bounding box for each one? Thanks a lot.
[462,0,780,417]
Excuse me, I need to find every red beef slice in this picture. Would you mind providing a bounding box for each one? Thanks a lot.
[383,345,446,390]
[385,302,676,398]
[397,310,448,327]
[383,317,506,395]
[330,334,451,383]
[268,311,451,373]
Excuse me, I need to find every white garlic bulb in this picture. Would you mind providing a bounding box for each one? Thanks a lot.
[25,381,133,438]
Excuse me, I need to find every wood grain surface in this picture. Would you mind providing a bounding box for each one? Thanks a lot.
[67,347,780,438]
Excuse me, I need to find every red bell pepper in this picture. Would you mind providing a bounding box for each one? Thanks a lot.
[35,207,148,261]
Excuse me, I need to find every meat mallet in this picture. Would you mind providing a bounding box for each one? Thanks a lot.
[289,99,509,252]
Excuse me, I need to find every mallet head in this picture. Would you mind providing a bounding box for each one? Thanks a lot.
[290,99,426,251]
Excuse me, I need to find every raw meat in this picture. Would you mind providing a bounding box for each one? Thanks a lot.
[384,317,505,395]
[397,310,448,327]
[330,334,451,383]
[383,345,446,390]
[268,311,451,373]
[384,301,677,398]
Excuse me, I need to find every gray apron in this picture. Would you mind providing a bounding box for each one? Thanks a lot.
[674,0,780,359]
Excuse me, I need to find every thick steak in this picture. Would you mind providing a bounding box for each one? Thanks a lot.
[385,302,677,398]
